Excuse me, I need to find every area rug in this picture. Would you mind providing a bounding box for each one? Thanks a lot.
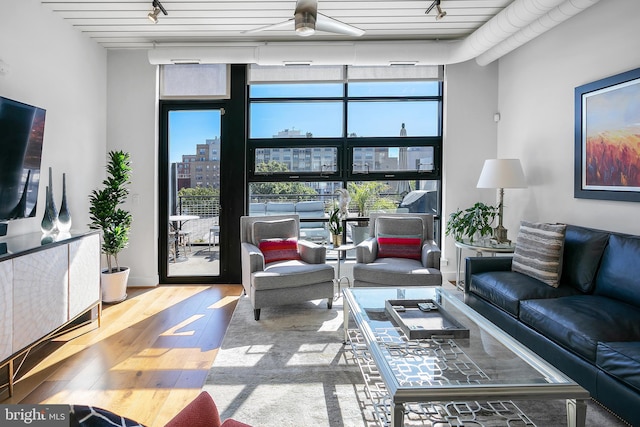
[203,295,627,427]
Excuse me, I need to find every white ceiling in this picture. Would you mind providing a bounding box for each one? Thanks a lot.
[41,0,515,49]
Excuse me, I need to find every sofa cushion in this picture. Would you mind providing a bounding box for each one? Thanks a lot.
[353,257,441,286]
[251,218,297,246]
[594,234,640,307]
[265,202,295,215]
[249,203,266,216]
[559,225,609,293]
[377,236,422,260]
[259,238,301,264]
[295,201,326,228]
[597,342,640,393]
[469,271,580,317]
[512,221,566,288]
[70,406,144,427]
[253,260,334,290]
[519,295,640,362]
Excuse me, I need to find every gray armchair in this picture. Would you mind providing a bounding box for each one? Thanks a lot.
[240,214,335,320]
[353,213,442,287]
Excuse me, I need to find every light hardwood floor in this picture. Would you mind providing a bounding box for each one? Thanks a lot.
[2,284,243,427]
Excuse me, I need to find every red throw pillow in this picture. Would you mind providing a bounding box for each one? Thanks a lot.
[259,238,301,264]
[377,236,422,260]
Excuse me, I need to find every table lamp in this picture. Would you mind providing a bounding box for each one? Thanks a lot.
[476,159,527,244]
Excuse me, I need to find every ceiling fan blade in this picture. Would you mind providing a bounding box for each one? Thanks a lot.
[316,13,365,37]
[243,18,294,34]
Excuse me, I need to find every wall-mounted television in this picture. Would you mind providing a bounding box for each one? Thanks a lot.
[0,96,46,221]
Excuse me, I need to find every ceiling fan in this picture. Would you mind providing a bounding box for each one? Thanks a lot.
[244,0,365,37]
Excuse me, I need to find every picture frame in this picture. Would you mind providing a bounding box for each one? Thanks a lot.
[574,67,640,202]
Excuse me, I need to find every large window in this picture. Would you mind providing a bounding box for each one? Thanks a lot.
[247,65,443,245]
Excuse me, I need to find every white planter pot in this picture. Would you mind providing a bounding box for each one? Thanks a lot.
[101,267,130,303]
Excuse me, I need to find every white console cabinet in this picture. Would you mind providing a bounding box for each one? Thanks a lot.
[0,261,12,362]
[0,231,101,397]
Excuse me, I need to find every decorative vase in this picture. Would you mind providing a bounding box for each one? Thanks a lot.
[40,185,58,235]
[42,167,59,233]
[331,233,342,247]
[58,173,72,233]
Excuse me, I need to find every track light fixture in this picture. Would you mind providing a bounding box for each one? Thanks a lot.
[425,0,447,20]
[148,0,168,24]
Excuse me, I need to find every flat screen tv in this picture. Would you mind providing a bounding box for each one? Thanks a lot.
[0,96,46,221]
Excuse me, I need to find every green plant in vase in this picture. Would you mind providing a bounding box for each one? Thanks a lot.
[89,150,133,303]
[328,207,343,246]
[445,202,498,243]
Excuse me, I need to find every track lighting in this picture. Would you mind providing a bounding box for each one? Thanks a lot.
[425,0,447,20]
[148,0,168,24]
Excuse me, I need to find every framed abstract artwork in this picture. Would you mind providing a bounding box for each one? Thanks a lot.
[574,67,640,201]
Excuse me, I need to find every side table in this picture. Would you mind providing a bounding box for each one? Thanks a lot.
[169,214,200,262]
[455,239,515,292]
[329,244,355,295]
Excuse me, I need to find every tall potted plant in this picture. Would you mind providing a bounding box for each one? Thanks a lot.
[89,150,132,303]
[347,182,394,244]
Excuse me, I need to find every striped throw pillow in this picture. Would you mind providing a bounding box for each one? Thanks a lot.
[259,238,301,264]
[377,236,422,260]
[512,221,567,287]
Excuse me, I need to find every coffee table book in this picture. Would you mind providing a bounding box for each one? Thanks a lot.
[384,299,470,340]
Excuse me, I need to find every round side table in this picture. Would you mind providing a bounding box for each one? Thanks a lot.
[455,239,515,292]
[328,243,356,294]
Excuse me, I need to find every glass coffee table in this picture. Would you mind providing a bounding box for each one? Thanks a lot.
[343,287,589,427]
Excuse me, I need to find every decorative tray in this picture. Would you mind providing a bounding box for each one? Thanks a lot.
[384,299,470,340]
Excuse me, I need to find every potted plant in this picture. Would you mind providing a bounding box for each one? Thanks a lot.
[328,207,343,246]
[347,182,394,244]
[445,202,498,243]
[89,150,133,303]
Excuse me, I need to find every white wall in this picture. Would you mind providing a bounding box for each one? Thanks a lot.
[5,0,635,287]
[107,51,159,287]
[0,0,106,237]
[497,0,640,238]
[441,60,499,279]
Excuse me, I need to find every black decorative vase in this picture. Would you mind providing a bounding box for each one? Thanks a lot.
[58,173,71,233]
[40,185,57,235]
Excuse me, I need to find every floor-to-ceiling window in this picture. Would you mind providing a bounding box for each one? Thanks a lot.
[246,65,443,246]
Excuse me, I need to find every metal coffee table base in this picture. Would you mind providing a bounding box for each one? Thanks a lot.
[342,287,589,427]
[347,328,587,427]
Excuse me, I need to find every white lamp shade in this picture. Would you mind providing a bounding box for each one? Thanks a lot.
[477,159,527,189]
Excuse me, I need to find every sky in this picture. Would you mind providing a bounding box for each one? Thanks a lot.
[585,81,640,135]
[168,82,440,162]
[169,110,221,163]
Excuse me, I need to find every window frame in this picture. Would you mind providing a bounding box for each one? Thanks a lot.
[246,72,444,240]
[247,80,442,182]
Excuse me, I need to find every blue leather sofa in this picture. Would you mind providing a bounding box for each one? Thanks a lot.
[465,224,640,426]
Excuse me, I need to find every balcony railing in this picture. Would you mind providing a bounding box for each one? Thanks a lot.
[173,192,411,245]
